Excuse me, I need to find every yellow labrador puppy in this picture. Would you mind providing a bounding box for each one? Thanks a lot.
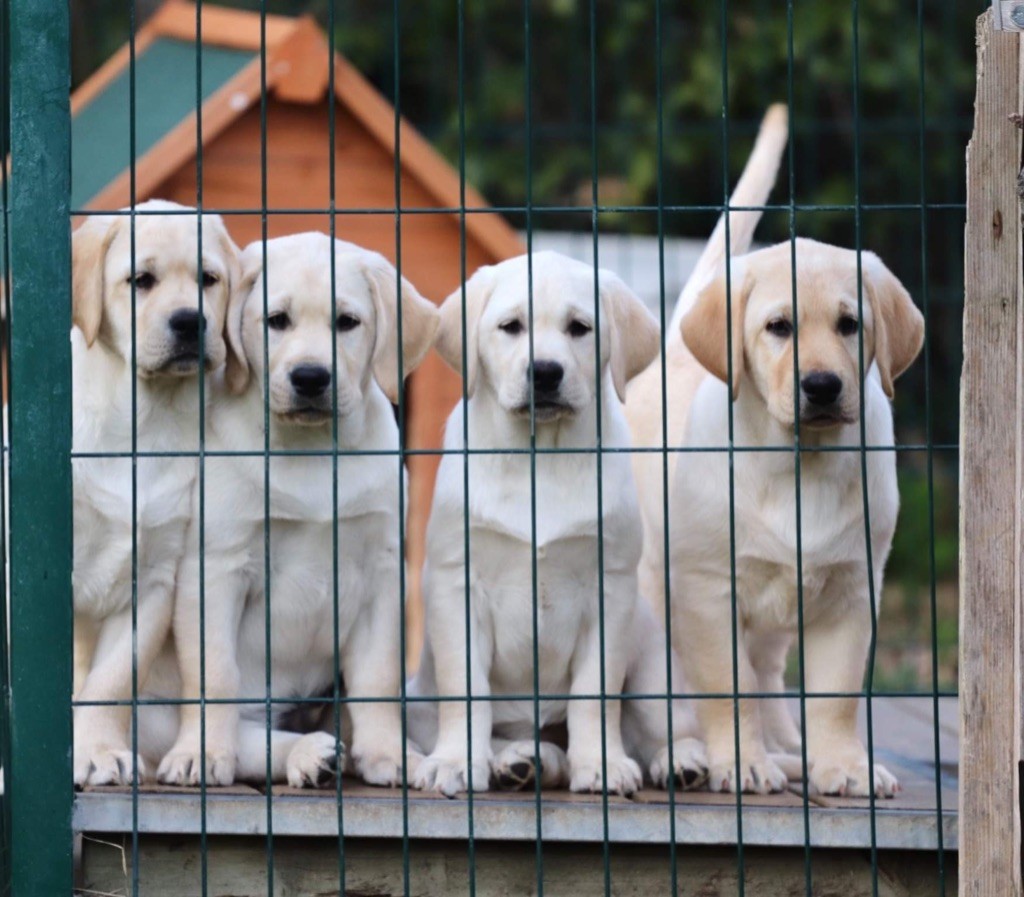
[631,238,922,796]
[72,200,240,786]
[409,251,709,797]
[157,233,437,788]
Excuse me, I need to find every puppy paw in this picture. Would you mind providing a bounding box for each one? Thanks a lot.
[649,737,709,791]
[492,740,570,791]
[707,755,787,794]
[413,753,490,796]
[157,746,235,787]
[74,744,146,788]
[287,732,343,789]
[810,757,899,798]
[351,740,422,788]
[569,753,643,796]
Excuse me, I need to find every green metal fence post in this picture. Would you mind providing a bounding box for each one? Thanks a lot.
[7,0,73,893]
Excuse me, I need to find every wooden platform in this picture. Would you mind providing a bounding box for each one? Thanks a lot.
[74,697,957,852]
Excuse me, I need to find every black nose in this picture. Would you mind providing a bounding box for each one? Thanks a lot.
[801,371,843,406]
[290,364,331,398]
[531,360,564,393]
[169,309,204,341]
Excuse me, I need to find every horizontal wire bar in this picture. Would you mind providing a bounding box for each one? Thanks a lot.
[69,443,958,460]
[72,689,957,707]
[67,201,967,217]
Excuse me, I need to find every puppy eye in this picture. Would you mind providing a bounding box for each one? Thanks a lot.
[499,319,524,336]
[267,312,291,331]
[336,313,360,333]
[837,314,859,337]
[765,318,793,338]
[201,271,219,289]
[567,320,592,338]
[129,271,156,291]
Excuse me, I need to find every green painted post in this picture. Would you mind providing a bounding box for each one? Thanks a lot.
[7,0,73,893]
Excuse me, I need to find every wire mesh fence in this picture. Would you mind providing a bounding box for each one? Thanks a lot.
[0,0,988,895]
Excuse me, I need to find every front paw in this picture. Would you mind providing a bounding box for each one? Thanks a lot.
[810,754,899,798]
[569,752,642,796]
[413,752,490,796]
[157,744,235,787]
[351,740,423,787]
[649,738,709,791]
[287,732,344,789]
[492,740,570,791]
[707,753,787,794]
[74,743,146,788]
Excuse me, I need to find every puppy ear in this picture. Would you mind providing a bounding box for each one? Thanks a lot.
[71,215,118,347]
[681,262,750,400]
[363,253,440,404]
[599,269,660,403]
[435,265,495,397]
[225,241,262,395]
[862,252,924,399]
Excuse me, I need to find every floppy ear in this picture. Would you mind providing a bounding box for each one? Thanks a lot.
[71,215,118,347]
[681,262,751,400]
[435,265,495,397]
[363,253,440,404]
[862,252,924,399]
[599,269,660,403]
[225,241,263,395]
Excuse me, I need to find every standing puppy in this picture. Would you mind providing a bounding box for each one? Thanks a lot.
[410,252,708,796]
[634,238,922,796]
[158,234,437,788]
[72,201,240,786]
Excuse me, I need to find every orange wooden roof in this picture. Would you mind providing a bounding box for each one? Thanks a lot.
[73,0,523,261]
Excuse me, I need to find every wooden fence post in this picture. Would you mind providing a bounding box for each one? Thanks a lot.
[961,10,1023,896]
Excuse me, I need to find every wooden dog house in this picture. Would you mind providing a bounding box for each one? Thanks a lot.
[72,0,523,661]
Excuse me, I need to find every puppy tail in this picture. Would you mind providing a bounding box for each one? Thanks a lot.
[669,103,789,333]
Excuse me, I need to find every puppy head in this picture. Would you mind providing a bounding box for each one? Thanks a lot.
[434,251,658,421]
[72,200,241,379]
[682,239,923,429]
[228,233,438,427]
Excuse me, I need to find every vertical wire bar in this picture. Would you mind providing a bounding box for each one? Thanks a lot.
[7,0,73,892]
[717,2,746,889]
[523,2,546,893]
[653,0,680,886]
[916,1,946,890]
[325,1,348,891]
[456,2,479,892]
[850,4,882,894]
[586,3,613,893]
[784,4,815,894]
[389,4,413,895]
[127,2,141,892]
[258,2,274,891]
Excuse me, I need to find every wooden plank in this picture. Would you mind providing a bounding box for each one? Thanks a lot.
[81,834,958,897]
[993,1,1024,31]
[960,11,1023,897]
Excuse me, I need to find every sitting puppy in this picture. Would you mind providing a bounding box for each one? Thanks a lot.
[72,201,240,786]
[409,251,708,796]
[157,233,438,788]
[630,238,922,796]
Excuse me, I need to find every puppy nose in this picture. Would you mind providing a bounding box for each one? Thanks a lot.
[531,360,564,393]
[290,364,332,398]
[169,309,204,341]
[801,371,843,406]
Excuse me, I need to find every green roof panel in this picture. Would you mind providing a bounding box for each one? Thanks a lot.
[72,37,255,209]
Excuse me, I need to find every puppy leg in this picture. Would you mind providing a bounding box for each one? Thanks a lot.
[566,590,643,796]
[675,581,786,795]
[74,597,172,787]
[747,630,802,754]
[157,562,246,787]
[803,606,898,799]
[491,737,570,791]
[234,719,343,788]
[413,565,492,796]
